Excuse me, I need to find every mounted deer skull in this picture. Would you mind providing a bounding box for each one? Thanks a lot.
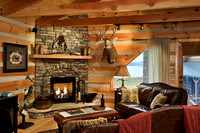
[101,25,118,63]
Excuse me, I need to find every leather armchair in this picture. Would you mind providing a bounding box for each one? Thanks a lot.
[115,82,188,118]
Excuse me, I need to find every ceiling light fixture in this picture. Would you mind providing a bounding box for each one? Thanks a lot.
[139,24,144,30]
[115,24,120,30]
[173,22,178,30]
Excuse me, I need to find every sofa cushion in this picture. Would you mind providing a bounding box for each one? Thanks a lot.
[116,102,151,116]
[150,93,167,109]
[138,86,153,107]
[161,89,181,104]
[63,117,107,133]
[121,87,139,103]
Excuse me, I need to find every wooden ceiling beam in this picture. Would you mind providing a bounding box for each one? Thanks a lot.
[6,0,200,17]
[88,7,200,18]
[72,0,101,4]
[36,6,200,27]
[41,12,200,27]
[1,0,43,16]
[36,15,66,26]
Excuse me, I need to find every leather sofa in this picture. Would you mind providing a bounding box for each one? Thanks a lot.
[115,82,188,118]
[77,105,185,133]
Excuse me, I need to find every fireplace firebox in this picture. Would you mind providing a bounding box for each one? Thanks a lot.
[51,77,76,103]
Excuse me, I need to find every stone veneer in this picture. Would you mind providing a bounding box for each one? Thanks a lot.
[35,26,88,98]
[143,49,148,83]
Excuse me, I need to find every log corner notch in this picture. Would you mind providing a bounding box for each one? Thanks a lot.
[1,0,43,16]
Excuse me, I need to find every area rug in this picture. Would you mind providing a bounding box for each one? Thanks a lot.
[38,129,59,133]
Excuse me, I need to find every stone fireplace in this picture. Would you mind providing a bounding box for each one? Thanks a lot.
[35,26,89,104]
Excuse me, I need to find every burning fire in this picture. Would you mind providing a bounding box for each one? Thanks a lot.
[56,88,60,95]
[64,87,67,94]
[55,87,69,99]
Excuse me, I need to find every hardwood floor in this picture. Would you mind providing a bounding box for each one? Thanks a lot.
[18,117,58,133]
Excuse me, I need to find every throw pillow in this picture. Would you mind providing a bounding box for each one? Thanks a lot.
[121,87,139,103]
[63,117,107,133]
[150,93,167,109]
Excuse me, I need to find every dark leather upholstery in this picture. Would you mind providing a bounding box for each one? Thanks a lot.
[115,82,188,118]
[78,105,185,133]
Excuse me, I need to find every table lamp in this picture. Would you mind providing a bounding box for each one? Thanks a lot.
[115,65,130,89]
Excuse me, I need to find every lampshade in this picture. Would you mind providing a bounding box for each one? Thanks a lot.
[115,65,130,77]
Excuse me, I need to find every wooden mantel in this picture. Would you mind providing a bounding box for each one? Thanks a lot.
[33,54,93,59]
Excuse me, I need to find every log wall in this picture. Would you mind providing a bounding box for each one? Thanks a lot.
[88,25,148,108]
[0,16,35,122]
[88,22,200,108]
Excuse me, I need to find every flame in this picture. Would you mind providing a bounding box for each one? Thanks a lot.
[64,87,67,94]
[56,88,60,95]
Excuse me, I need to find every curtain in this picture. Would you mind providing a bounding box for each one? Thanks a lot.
[148,38,170,84]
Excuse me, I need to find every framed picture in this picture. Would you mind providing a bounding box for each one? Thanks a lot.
[3,43,28,73]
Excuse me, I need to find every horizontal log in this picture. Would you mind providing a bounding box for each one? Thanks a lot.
[88,66,118,74]
[170,55,176,64]
[0,75,34,83]
[89,29,200,41]
[7,0,200,17]
[89,55,139,64]
[88,76,110,83]
[12,17,35,26]
[88,62,122,67]
[170,43,176,52]
[88,7,200,18]
[1,0,43,16]
[88,43,147,53]
[36,15,66,26]
[88,87,114,95]
[0,20,35,38]
[0,34,34,44]
[0,79,33,92]
[33,54,93,59]
[170,67,175,74]
[88,21,200,31]
[43,13,200,27]
[0,66,35,77]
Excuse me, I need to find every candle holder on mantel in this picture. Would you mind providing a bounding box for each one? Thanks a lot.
[76,80,85,103]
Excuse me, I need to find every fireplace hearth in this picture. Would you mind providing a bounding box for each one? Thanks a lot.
[51,77,76,103]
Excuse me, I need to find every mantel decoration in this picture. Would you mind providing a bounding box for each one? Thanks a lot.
[115,65,130,89]
[52,35,67,51]
[3,43,27,73]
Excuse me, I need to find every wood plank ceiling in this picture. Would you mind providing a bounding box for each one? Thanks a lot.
[0,0,200,27]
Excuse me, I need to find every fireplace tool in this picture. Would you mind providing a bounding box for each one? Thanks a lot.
[77,80,85,103]
[18,75,34,129]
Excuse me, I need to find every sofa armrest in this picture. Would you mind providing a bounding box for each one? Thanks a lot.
[78,123,119,133]
[154,103,171,109]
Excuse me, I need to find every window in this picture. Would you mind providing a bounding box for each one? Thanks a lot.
[114,52,144,88]
[183,56,200,105]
